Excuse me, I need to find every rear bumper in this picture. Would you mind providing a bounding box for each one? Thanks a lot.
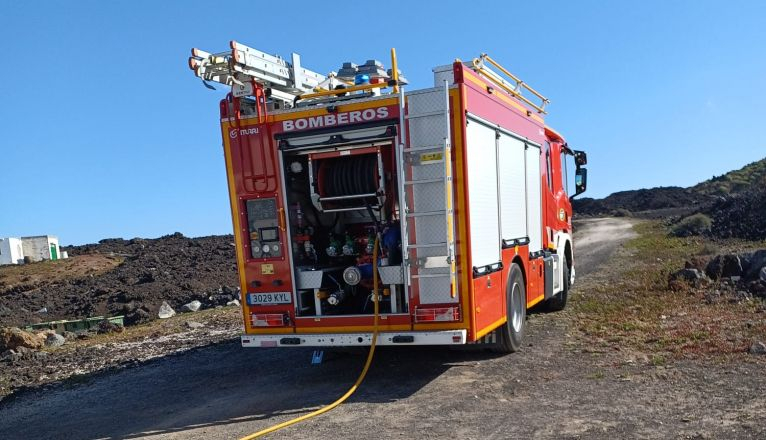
[241,330,467,347]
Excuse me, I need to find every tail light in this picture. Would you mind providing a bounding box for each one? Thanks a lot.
[415,306,460,323]
[251,313,288,327]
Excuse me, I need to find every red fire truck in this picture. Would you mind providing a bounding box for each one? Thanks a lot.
[189,43,587,353]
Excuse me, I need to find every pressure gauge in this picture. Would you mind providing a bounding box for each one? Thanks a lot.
[271,244,280,254]
[262,244,271,254]
[290,161,303,173]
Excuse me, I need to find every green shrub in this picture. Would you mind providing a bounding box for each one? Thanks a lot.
[613,208,632,217]
[670,213,712,237]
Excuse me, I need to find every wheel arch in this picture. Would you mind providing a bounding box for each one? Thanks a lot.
[564,239,573,270]
[510,255,526,286]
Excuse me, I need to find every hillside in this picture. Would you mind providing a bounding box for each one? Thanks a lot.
[693,158,766,195]
[0,233,238,328]
[574,157,766,218]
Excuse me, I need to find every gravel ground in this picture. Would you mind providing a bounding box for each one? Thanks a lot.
[1,218,764,439]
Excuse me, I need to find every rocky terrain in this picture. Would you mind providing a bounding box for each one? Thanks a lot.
[575,157,766,241]
[0,233,239,328]
[1,218,764,440]
[670,250,766,305]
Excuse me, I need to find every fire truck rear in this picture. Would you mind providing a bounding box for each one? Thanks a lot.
[189,43,588,352]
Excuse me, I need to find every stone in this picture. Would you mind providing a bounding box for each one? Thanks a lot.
[760,267,766,283]
[184,321,205,330]
[705,254,743,279]
[97,320,124,334]
[670,268,704,282]
[226,299,241,307]
[0,327,44,351]
[748,341,766,355]
[208,294,234,306]
[181,300,202,313]
[8,346,49,361]
[44,333,66,347]
[731,290,753,303]
[158,301,176,319]
[126,308,151,325]
[745,250,766,279]
[36,307,48,314]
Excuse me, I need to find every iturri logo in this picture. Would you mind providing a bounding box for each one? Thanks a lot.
[229,127,259,139]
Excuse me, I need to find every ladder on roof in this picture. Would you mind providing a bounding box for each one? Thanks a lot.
[472,53,550,114]
[397,81,458,304]
[189,41,326,106]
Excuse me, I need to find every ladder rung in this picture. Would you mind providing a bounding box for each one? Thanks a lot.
[403,146,442,153]
[405,111,445,119]
[407,242,447,249]
[404,178,442,185]
[412,273,451,279]
[406,210,448,218]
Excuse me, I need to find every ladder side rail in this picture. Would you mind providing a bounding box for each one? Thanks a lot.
[442,80,458,298]
[396,86,412,295]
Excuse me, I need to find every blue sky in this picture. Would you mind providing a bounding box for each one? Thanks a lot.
[1,1,764,244]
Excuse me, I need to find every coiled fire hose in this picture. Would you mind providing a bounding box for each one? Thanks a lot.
[239,236,381,439]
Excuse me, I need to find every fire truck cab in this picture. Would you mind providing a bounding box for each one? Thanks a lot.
[189,43,587,352]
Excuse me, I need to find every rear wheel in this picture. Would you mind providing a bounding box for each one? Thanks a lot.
[544,263,570,312]
[493,263,526,353]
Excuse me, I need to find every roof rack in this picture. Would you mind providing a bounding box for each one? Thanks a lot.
[471,54,549,114]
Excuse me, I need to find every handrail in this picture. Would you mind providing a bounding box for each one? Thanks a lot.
[471,53,550,114]
[295,81,389,102]
[390,48,400,94]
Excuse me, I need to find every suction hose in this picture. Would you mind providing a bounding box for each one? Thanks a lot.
[239,236,381,440]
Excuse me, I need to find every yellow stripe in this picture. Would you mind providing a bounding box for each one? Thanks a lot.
[462,71,545,123]
[475,316,507,339]
[527,294,545,308]
[451,87,474,337]
[221,128,252,333]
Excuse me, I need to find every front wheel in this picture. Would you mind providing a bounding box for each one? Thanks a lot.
[493,263,526,353]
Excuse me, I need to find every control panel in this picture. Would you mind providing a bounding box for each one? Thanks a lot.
[245,198,283,259]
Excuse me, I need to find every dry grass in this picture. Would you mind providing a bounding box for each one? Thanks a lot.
[572,221,766,359]
[0,254,124,292]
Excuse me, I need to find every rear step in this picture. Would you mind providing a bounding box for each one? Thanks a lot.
[241,330,467,347]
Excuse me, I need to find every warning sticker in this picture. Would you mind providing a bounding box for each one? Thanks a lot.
[261,263,274,275]
[420,152,443,163]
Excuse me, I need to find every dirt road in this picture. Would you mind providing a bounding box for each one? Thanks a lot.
[1,218,764,439]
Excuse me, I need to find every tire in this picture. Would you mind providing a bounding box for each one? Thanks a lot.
[544,263,570,312]
[493,263,526,353]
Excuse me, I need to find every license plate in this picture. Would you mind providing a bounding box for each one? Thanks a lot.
[247,292,291,305]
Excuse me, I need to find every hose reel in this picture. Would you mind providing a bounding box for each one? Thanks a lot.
[310,150,386,213]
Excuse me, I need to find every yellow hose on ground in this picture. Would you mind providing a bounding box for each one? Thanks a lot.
[239,237,381,440]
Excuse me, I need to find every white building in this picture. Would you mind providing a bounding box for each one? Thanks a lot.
[21,235,61,262]
[0,238,24,265]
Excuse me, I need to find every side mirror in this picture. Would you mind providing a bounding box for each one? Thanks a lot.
[573,150,587,166]
[574,168,587,196]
